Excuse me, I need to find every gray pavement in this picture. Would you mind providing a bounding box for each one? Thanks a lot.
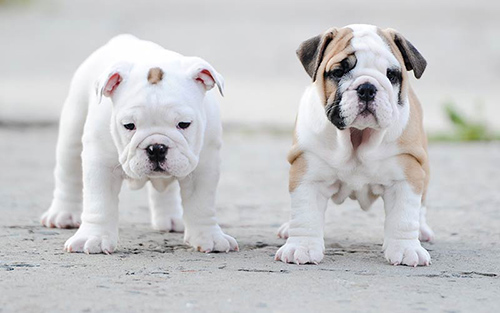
[0,127,499,313]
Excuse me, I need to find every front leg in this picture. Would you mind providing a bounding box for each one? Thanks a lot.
[178,146,238,253]
[382,181,431,266]
[275,157,331,265]
[64,146,122,254]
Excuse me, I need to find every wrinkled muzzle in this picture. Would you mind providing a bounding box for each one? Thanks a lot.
[119,133,198,179]
[326,76,398,130]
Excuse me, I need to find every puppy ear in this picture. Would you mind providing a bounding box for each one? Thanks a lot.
[385,29,427,79]
[296,28,338,81]
[187,57,225,96]
[95,62,133,103]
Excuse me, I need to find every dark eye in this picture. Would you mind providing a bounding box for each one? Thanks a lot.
[123,123,135,131]
[177,122,191,129]
[328,68,344,80]
[387,69,401,84]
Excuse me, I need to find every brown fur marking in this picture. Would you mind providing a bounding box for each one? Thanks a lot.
[315,28,354,105]
[288,149,307,193]
[288,28,354,193]
[378,28,430,203]
[399,88,430,202]
[148,67,164,84]
[288,123,307,193]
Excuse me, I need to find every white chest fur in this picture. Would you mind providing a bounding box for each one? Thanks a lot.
[297,87,406,210]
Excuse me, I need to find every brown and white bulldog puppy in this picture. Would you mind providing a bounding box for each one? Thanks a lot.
[275,24,434,266]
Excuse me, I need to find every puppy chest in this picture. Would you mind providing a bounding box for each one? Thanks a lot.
[329,157,402,206]
[336,162,388,187]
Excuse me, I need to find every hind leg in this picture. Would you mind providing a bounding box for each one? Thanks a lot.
[41,77,88,229]
[148,181,184,233]
[419,205,435,242]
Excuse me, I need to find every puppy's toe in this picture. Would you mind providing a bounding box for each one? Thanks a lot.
[184,226,238,253]
[83,237,104,254]
[384,239,431,267]
[64,225,117,255]
[152,215,184,233]
[41,209,81,229]
[277,222,290,239]
[275,237,324,265]
[419,223,435,242]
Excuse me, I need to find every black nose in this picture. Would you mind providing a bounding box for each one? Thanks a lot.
[146,144,168,161]
[357,83,377,102]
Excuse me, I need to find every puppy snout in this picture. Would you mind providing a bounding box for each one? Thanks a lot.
[357,83,377,102]
[146,144,168,161]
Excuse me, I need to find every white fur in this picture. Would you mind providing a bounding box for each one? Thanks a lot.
[41,35,238,254]
[339,24,408,135]
[276,25,432,266]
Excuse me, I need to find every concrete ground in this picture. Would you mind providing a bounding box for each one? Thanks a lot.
[0,127,499,313]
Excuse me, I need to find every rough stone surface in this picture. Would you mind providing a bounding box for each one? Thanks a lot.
[0,128,499,312]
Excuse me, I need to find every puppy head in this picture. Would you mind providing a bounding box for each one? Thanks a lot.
[95,56,224,180]
[297,24,426,131]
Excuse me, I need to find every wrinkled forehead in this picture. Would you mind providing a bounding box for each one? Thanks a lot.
[117,64,201,109]
[344,24,400,70]
[117,99,196,123]
[115,76,198,122]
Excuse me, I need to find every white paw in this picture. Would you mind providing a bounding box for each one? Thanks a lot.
[184,226,238,253]
[41,208,81,229]
[419,222,435,242]
[152,215,184,233]
[275,236,324,265]
[64,223,118,254]
[277,222,289,239]
[383,238,431,266]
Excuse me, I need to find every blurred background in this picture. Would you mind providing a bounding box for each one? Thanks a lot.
[1,0,499,138]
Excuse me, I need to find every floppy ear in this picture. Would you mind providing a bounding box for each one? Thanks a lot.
[385,29,427,79]
[296,28,338,81]
[95,62,133,103]
[187,57,225,96]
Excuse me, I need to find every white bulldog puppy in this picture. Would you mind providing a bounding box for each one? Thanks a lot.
[41,35,238,254]
[276,24,434,266]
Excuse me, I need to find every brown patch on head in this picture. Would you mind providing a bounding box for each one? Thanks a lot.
[296,27,354,106]
[147,67,164,84]
[376,28,411,106]
[377,27,428,116]
[322,53,357,107]
[297,27,353,80]
[377,28,427,79]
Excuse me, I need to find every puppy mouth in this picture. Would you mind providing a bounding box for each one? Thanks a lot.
[326,102,379,130]
[359,103,376,117]
[354,105,378,124]
[153,165,165,172]
[349,128,374,149]
[150,161,168,174]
